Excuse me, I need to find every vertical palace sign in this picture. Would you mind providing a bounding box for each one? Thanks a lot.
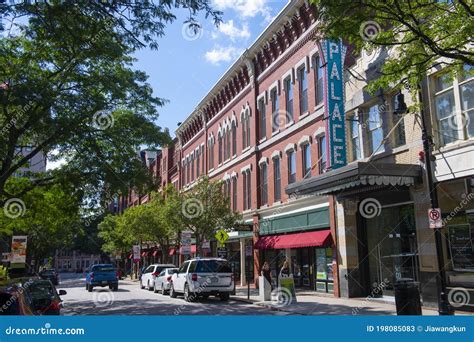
[321,39,347,169]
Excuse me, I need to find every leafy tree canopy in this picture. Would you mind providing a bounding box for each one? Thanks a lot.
[0,1,221,206]
[311,0,473,92]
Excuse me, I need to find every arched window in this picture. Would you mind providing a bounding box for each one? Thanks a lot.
[218,134,223,164]
[231,121,237,156]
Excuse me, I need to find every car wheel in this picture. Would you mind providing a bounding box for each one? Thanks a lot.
[85,283,89,291]
[140,281,145,290]
[113,285,118,291]
[170,284,177,298]
[153,282,158,293]
[160,284,165,295]
[184,283,194,302]
[219,293,230,301]
[88,285,93,292]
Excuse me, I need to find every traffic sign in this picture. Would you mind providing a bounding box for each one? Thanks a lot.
[215,229,229,244]
[217,247,228,259]
[428,208,442,229]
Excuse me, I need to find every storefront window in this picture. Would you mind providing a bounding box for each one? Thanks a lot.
[447,216,474,271]
[315,247,334,293]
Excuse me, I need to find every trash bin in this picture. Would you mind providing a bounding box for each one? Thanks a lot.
[394,278,422,315]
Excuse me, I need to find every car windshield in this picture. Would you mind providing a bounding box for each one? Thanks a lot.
[93,265,115,272]
[27,282,57,300]
[196,260,232,273]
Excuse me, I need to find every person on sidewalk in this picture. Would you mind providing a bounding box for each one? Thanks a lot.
[279,260,291,278]
[261,261,273,290]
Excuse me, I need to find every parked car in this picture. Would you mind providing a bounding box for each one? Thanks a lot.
[23,279,66,315]
[170,258,233,302]
[85,264,119,292]
[39,269,59,285]
[140,264,176,291]
[0,285,37,315]
[153,268,178,294]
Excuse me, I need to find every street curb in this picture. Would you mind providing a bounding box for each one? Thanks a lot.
[232,296,304,315]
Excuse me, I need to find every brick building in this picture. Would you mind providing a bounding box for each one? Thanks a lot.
[112,0,473,308]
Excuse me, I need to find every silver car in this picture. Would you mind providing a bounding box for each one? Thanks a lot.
[153,268,178,294]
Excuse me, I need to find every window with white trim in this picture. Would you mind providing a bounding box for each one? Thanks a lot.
[232,121,237,156]
[284,77,293,122]
[298,65,308,114]
[218,134,223,164]
[302,143,311,178]
[258,97,266,140]
[271,87,279,133]
[208,142,214,169]
[433,65,473,146]
[273,157,281,201]
[196,150,200,177]
[242,170,251,210]
[367,104,385,154]
[260,163,268,206]
[318,135,327,174]
[287,150,296,184]
[349,114,362,161]
[312,54,324,105]
[232,176,237,212]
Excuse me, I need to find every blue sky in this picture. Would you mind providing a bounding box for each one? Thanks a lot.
[133,0,288,137]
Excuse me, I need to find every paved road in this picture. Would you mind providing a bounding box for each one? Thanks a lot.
[58,273,290,316]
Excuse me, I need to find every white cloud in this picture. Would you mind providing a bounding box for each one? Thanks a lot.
[216,20,251,41]
[212,0,272,21]
[205,45,243,65]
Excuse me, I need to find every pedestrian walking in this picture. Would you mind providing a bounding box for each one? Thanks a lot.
[261,261,273,290]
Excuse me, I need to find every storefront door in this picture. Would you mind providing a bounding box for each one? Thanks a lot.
[366,204,419,297]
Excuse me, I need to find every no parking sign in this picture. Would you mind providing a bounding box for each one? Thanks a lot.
[428,208,442,229]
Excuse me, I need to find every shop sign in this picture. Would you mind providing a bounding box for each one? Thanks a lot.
[321,39,347,170]
[11,236,27,264]
[428,208,442,228]
[132,245,141,261]
[181,231,193,255]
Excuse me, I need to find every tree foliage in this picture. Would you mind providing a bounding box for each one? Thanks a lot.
[0,177,82,264]
[0,1,221,205]
[311,0,473,91]
[179,177,242,256]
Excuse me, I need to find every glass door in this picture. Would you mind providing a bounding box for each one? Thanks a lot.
[366,204,418,297]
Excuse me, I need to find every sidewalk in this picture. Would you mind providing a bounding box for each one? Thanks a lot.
[232,286,446,316]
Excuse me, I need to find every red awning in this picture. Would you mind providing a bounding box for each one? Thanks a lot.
[141,251,148,257]
[169,248,176,256]
[254,230,333,249]
[179,245,197,254]
[152,250,160,257]
[128,253,133,259]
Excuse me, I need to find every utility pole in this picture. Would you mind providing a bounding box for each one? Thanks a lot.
[417,81,453,316]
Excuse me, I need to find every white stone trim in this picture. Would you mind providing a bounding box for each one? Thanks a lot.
[258,156,268,166]
[269,79,281,96]
[230,171,238,179]
[295,56,309,79]
[240,164,252,173]
[298,135,311,147]
[314,127,325,138]
[282,68,294,85]
[271,150,282,159]
[284,143,296,153]
[231,112,237,125]
[257,90,267,105]
[309,46,321,66]
[222,173,230,181]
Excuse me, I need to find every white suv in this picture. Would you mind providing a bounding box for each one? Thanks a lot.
[169,258,234,302]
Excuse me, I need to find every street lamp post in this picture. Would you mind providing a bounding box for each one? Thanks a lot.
[417,82,453,315]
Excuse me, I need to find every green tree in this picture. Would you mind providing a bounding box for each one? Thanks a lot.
[311,0,473,91]
[0,1,221,205]
[0,178,82,269]
[179,177,242,256]
[98,214,134,256]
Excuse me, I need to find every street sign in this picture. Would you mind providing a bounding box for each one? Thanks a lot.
[428,208,442,229]
[245,245,253,257]
[217,247,228,259]
[215,229,229,244]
